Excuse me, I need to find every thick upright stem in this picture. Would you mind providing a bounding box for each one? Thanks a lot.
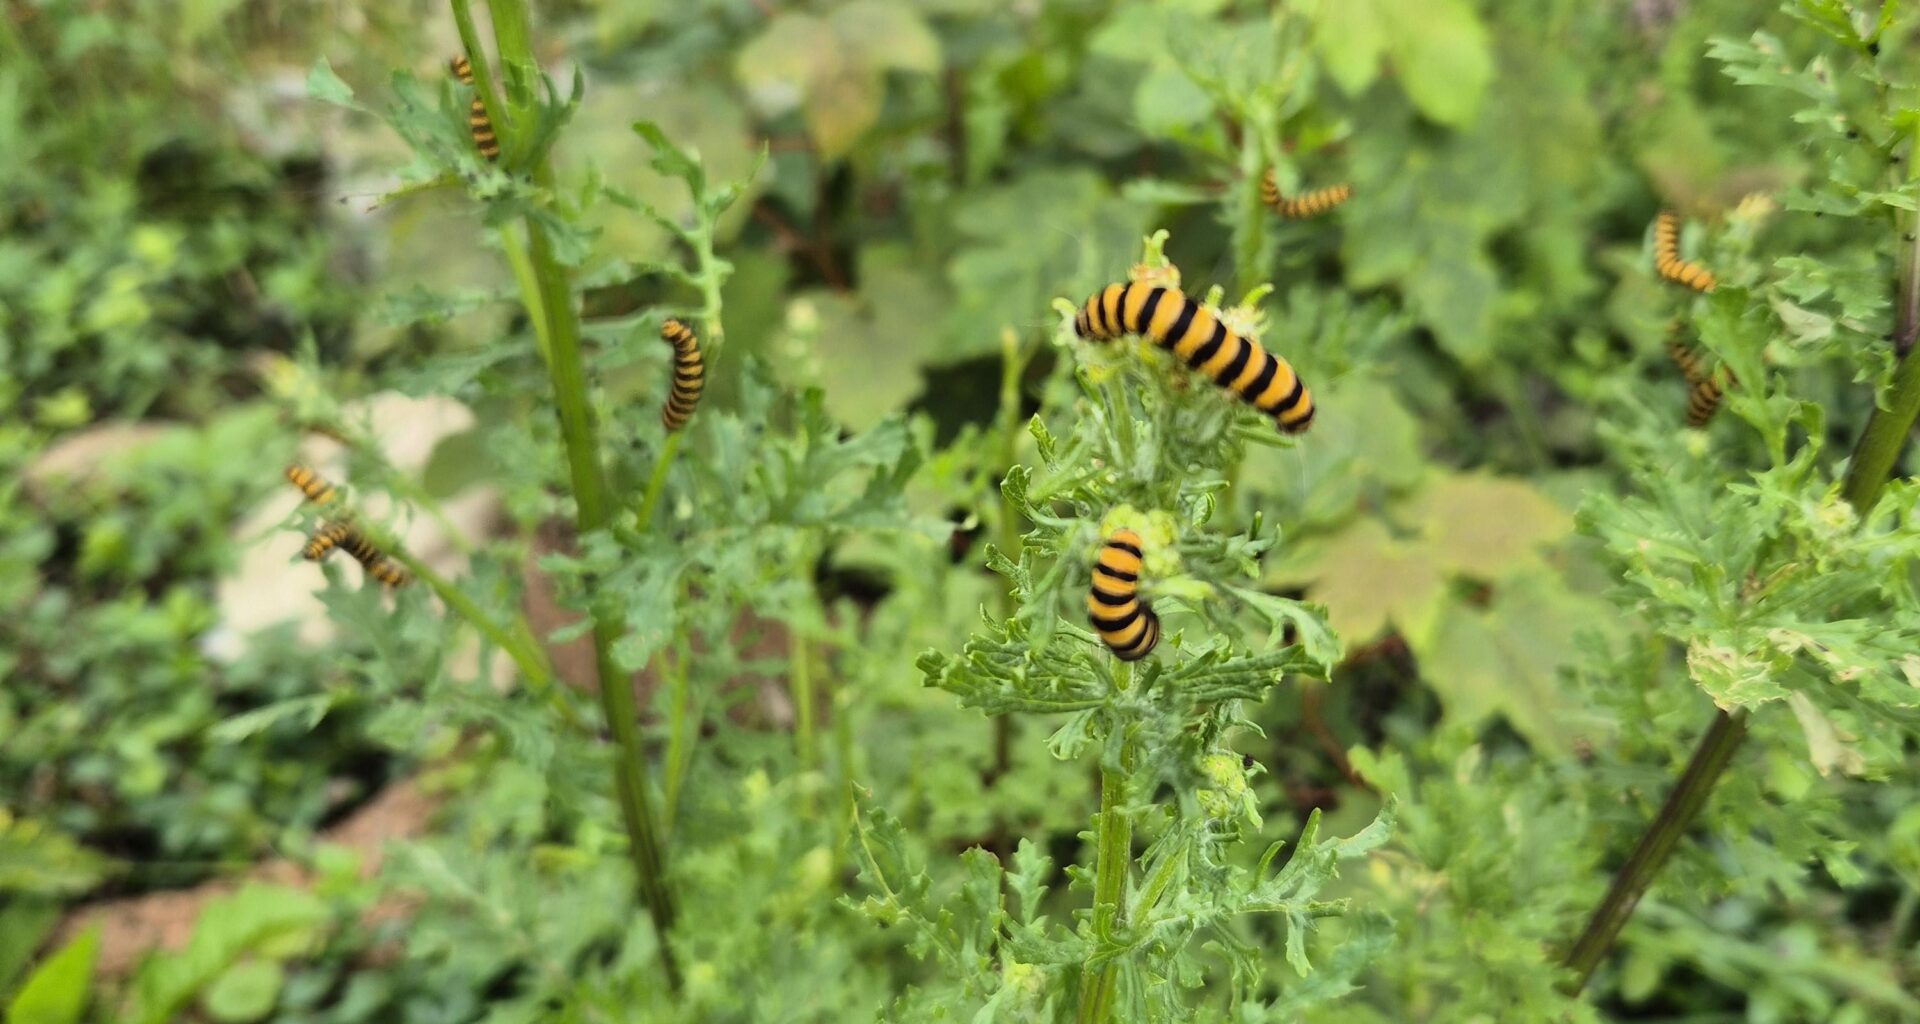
[1562,141,1920,990]
[1078,762,1131,1023]
[1842,345,1920,512]
[452,0,680,991]
[527,214,682,995]
[1078,664,1133,1024]
[1561,709,1749,990]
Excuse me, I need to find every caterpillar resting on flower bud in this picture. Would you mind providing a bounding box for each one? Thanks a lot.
[1653,210,1715,292]
[1072,281,1315,433]
[449,56,501,162]
[659,318,705,432]
[1088,528,1159,661]
[1259,171,1352,219]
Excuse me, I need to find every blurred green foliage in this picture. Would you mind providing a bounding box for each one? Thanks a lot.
[5,0,1920,1021]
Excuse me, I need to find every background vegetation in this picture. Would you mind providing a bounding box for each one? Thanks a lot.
[5,0,1920,1020]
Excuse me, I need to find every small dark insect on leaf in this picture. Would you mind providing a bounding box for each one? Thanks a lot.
[1242,754,1256,769]
[1869,41,1881,56]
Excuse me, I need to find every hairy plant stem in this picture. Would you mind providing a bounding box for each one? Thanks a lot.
[1561,148,1920,992]
[989,331,1027,789]
[450,0,680,993]
[1078,663,1134,1024]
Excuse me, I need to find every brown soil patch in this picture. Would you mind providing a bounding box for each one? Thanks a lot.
[53,779,438,978]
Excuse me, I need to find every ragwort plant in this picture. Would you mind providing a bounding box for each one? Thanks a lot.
[302,1,950,1012]
[853,239,1391,1021]
[1563,0,1920,996]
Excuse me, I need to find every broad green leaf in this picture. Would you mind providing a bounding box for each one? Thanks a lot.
[1278,519,1447,645]
[804,61,884,161]
[1414,570,1611,756]
[734,13,834,117]
[201,960,283,1024]
[1133,64,1214,138]
[1380,0,1491,127]
[1419,472,1571,578]
[1405,242,1498,364]
[1311,0,1385,95]
[804,245,949,429]
[1244,372,1426,529]
[832,1,941,73]
[5,926,97,1024]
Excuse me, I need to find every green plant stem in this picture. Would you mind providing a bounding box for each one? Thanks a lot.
[635,431,684,530]
[1842,343,1920,511]
[1560,708,1749,991]
[834,659,858,852]
[1078,664,1134,1024]
[528,217,682,994]
[383,548,584,733]
[501,230,553,366]
[989,332,1027,788]
[1561,163,1920,992]
[790,564,819,781]
[453,0,680,992]
[660,639,692,832]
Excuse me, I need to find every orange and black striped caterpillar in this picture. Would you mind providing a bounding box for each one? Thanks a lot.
[286,465,411,588]
[449,56,501,162]
[1259,171,1352,220]
[1666,329,1732,428]
[285,463,340,507]
[302,520,412,587]
[1087,528,1159,661]
[1073,282,1315,433]
[1653,210,1716,293]
[659,319,705,432]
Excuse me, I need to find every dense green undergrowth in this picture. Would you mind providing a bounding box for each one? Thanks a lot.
[5,0,1920,1021]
